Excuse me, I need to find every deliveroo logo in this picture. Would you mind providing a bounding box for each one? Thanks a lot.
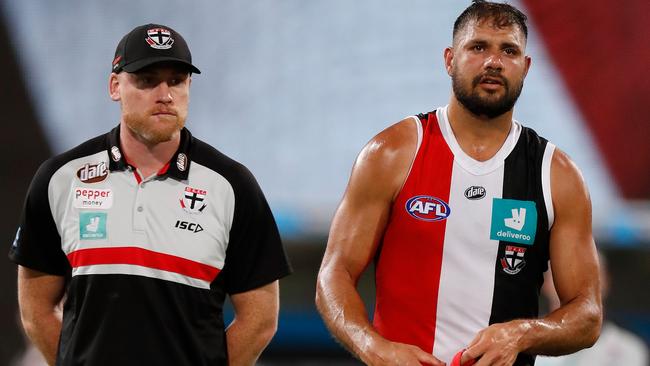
[505,208,526,231]
[490,198,537,245]
[79,212,107,240]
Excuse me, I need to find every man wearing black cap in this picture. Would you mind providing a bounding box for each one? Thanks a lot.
[10,24,291,366]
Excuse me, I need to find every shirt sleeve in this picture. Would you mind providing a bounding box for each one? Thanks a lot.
[222,164,291,294]
[8,160,70,276]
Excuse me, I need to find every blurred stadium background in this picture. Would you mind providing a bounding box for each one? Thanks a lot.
[1,0,648,364]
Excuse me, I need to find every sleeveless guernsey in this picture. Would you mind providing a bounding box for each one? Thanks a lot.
[373,106,555,365]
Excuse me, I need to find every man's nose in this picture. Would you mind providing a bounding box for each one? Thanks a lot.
[484,52,504,71]
[155,82,173,103]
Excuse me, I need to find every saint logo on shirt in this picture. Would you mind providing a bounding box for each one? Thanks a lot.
[501,245,527,275]
[180,186,208,214]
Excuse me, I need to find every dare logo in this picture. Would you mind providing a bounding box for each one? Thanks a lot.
[464,186,486,200]
[77,162,108,183]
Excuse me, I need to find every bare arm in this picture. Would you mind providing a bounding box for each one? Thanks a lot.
[462,149,602,365]
[316,119,444,366]
[518,149,602,353]
[226,280,279,366]
[17,266,66,366]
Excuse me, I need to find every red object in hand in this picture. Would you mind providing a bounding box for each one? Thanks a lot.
[451,349,476,366]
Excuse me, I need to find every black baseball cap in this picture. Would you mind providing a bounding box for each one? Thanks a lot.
[112,23,201,74]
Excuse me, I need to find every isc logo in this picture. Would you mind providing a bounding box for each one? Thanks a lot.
[405,195,451,222]
[175,220,204,233]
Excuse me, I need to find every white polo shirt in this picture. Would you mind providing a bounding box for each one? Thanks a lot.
[10,126,291,366]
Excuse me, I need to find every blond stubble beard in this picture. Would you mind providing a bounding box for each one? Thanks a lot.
[123,111,186,145]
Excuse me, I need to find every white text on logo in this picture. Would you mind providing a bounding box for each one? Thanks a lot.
[410,201,446,216]
[405,195,451,222]
[77,162,108,183]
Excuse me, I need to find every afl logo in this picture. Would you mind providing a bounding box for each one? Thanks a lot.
[405,195,451,222]
[464,186,486,200]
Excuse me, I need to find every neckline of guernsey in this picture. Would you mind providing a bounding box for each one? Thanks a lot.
[436,105,521,176]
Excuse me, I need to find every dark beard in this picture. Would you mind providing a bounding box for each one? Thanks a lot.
[452,71,523,119]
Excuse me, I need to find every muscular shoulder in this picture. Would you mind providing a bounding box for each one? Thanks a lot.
[360,117,417,161]
[352,117,419,201]
[551,149,588,198]
[550,148,591,221]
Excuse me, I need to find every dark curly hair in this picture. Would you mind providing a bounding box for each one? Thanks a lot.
[453,0,528,42]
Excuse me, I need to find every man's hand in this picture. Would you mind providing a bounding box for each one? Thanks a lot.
[364,337,445,366]
[461,320,527,366]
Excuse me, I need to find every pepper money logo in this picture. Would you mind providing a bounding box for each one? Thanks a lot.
[74,188,113,209]
[405,195,451,222]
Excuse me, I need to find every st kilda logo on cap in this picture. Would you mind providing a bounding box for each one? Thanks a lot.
[77,162,109,184]
[146,28,174,50]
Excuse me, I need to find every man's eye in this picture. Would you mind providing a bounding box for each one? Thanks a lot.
[138,77,153,86]
[504,48,516,55]
[472,45,484,51]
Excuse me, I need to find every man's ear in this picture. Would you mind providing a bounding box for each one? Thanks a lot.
[444,47,454,77]
[109,73,121,101]
[523,55,532,79]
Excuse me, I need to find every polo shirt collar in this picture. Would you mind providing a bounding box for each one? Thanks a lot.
[106,125,192,180]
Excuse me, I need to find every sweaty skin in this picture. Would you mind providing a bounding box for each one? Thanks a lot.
[316,19,601,366]
[460,150,601,366]
[316,119,444,366]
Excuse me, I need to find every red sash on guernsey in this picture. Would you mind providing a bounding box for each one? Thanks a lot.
[373,112,453,353]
